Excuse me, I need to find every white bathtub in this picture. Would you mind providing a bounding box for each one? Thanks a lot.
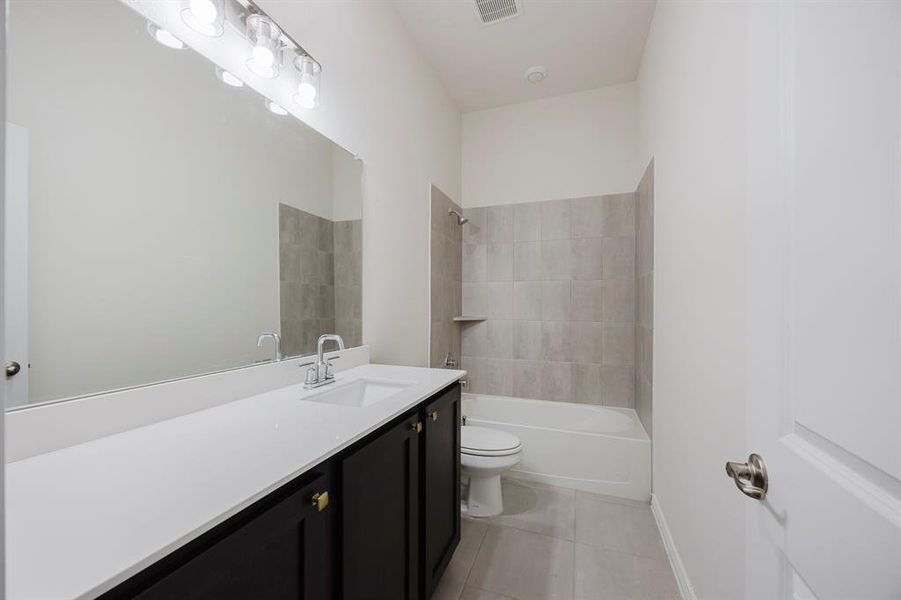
[462,393,651,501]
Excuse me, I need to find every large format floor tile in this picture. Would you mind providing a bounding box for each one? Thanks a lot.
[432,518,490,600]
[459,586,518,600]
[574,491,666,561]
[467,526,575,600]
[488,479,576,541]
[574,543,680,600]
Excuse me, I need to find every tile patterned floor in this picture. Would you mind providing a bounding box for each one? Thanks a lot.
[432,479,680,600]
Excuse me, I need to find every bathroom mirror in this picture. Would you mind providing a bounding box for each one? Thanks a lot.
[5,0,362,409]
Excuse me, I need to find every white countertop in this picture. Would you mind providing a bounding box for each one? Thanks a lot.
[6,363,465,600]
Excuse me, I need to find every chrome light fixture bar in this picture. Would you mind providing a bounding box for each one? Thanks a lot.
[146,0,322,110]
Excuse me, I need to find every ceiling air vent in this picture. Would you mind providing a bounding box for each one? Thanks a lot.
[474,0,521,25]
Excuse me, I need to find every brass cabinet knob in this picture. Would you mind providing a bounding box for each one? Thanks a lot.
[411,421,422,433]
[311,491,329,512]
[428,411,439,422]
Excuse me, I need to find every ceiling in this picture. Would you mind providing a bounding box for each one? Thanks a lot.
[393,0,656,112]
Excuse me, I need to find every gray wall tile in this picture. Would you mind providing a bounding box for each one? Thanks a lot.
[572,238,604,280]
[486,243,514,281]
[602,236,636,280]
[602,366,636,407]
[603,279,636,323]
[487,205,514,243]
[572,322,604,364]
[463,282,488,317]
[541,361,573,402]
[540,199,572,240]
[462,357,513,396]
[514,321,542,360]
[429,186,462,367]
[513,281,542,320]
[461,190,643,409]
[541,321,572,362]
[541,281,571,321]
[462,207,487,245]
[572,363,603,404]
[603,324,635,366]
[463,243,487,282]
[540,240,572,280]
[514,242,542,281]
[602,193,636,237]
[571,196,604,239]
[572,280,604,322]
[513,360,542,399]
[514,202,541,242]
[485,282,514,320]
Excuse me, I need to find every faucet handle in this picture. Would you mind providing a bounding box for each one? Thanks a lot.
[304,366,318,385]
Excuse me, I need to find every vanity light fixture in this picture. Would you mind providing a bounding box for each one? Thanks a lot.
[266,100,288,116]
[181,0,225,37]
[293,54,321,109]
[245,13,282,78]
[216,66,244,87]
[145,0,323,109]
[147,23,185,50]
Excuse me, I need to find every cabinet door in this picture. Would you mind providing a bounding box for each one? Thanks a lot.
[109,471,333,600]
[422,385,461,599]
[341,415,420,600]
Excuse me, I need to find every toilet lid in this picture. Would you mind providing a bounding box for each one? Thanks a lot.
[461,426,521,455]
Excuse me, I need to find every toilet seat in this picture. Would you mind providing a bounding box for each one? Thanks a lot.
[461,426,521,457]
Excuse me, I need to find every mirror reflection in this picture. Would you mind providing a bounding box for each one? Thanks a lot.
[5,0,362,408]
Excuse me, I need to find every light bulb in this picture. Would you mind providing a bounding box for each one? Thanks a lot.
[147,23,185,50]
[190,0,218,25]
[297,81,316,102]
[216,67,244,87]
[181,0,224,37]
[295,94,315,109]
[266,101,288,116]
[246,14,281,78]
[252,44,275,68]
[293,54,321,108]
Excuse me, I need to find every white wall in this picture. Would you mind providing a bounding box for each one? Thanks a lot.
[462,83,637,207]
[259,0,462,366]
[637,2,748,598]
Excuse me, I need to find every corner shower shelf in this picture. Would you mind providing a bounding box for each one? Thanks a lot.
[452,316,486,323]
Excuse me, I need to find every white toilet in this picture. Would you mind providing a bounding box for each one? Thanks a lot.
[461,426,523,518]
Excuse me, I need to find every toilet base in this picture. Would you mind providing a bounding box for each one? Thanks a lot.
[465,474,504,518]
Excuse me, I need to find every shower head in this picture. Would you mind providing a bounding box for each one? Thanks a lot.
[449,209,469,225]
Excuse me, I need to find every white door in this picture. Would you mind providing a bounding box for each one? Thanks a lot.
[5,123,28,408]
[743,1,901,598]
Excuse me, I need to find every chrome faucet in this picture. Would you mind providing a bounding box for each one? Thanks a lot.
[304,334,345,389]
[257,332,283,361]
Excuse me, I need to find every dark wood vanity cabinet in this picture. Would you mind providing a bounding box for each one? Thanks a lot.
[340,413,421,600]
[102,382,461,600]
[338,383,461,600]
[421,385,462,599]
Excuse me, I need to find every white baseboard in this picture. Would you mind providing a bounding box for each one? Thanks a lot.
[651,493,698,600]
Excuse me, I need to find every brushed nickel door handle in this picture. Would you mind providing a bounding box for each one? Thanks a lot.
[6,361,21,378]
[725,453,768,500]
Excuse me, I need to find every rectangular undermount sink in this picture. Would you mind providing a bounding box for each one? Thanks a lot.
[302,378,411,408]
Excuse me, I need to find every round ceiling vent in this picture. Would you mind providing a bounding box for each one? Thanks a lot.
[524,66,547,84]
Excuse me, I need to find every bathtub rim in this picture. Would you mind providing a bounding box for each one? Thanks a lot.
[461,392,650,443]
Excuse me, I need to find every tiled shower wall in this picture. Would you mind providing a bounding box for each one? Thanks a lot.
[460,195,637,407]
[429,185,463,368]
[279,204,361,357]
[635,161,654,437]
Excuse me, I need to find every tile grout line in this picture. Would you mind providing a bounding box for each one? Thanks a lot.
[456,519,490,600]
